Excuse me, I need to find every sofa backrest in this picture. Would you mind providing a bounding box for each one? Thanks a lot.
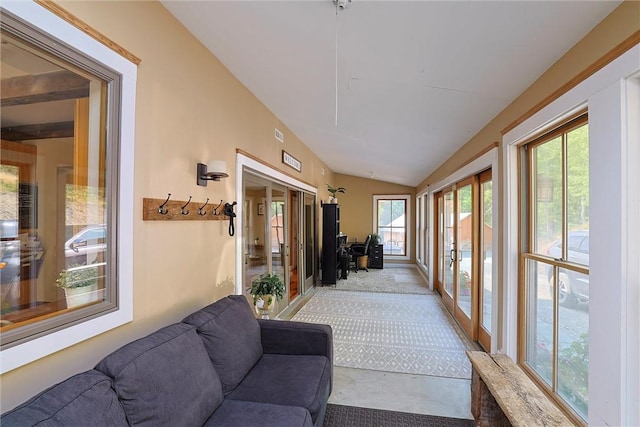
[182,295,263,395]
[95,322,223,427]
[1,369,128,427]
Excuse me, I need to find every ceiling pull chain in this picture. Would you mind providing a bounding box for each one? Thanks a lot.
[335,1,339,127]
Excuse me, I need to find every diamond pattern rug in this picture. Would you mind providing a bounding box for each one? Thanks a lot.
[333,267,432,295]
[292,288,476,379]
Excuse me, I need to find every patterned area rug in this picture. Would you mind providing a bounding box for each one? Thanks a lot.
[333,267,432,295]
[292,288,476,379]
[323,404,475,427]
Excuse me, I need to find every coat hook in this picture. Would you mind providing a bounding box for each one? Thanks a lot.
[158,193,171,215]
[181,196,192,215]
[212,199,224,216]
[198,198,209,216]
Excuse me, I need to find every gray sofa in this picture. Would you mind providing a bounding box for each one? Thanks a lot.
[1,295,333,427]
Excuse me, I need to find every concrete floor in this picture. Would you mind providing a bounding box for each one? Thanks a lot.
[280,285,474,420]
[329,367,473,420]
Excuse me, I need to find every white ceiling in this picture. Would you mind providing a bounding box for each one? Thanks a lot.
[161,1,619,187]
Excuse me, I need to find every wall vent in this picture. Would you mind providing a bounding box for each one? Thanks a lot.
[274,128,284,143]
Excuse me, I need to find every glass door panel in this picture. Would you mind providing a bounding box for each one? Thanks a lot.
[456,182,473,318]
[436,192,444,293]
[454,178,474,336]
[479,172,493,351]
[303,193,316,293]
[442,189,455,311]
[270,186,286,311]
[243,178,268,303]
[288,190,299,300]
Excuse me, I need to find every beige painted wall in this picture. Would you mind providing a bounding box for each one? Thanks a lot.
[335,173,416,263]
[0,0,334,410]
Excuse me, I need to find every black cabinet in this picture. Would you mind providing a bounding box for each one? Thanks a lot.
[321,203,340,285]
[369,244,383,269]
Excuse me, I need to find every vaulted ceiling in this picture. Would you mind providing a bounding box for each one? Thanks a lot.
[161,1,619,186]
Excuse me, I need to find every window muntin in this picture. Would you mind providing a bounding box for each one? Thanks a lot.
[0,12,119,349]
[521,115,589,421]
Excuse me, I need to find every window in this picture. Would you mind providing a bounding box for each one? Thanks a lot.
[1,3,135,373]
[373,195,411,259]
[520,114,589,421]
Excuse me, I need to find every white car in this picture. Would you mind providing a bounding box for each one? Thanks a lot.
[65,225,107,267]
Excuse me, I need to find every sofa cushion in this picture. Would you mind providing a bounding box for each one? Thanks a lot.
[1,369,127,427]
[203,399,313,427]
[95,323,222,427]
[183,295,263,394]
[226,354,331,425]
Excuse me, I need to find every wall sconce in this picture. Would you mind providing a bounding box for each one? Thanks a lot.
[197,160,228,186]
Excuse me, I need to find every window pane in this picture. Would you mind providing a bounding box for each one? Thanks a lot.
[481,180,493,333]
[557,268,589,419]
[377,199,406,256]
[567,124,589,266]
[532,137,562,255]
[1,29,110,343]
[437,194,444,285]
[525,258,553,387]
[457,184,472,317]
[443,192,454,296]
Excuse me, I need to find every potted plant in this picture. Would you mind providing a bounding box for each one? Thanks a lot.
[249,273,285,319]
[370,233,380,247]
[326,184,346,203]
[56,264,102,308]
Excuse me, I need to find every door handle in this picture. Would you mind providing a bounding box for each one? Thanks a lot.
[449,248,455,268]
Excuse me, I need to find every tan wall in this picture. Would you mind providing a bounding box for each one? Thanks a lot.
[0,0,334,410]
[335,173,416,263]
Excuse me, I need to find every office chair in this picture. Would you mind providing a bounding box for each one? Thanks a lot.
[350,234,371,272]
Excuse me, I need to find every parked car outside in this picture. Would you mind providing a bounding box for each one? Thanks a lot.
[547,230,589,307]
[65,225,107,267]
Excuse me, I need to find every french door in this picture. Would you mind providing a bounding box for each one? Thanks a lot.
[242,171,316,315]
[435,171,493,349]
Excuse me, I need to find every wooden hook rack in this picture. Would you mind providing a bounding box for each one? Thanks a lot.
[143,197,227,221]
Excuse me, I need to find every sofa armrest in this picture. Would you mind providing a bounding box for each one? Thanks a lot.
[258,319,333,360]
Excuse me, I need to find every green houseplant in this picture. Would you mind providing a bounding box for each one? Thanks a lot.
[249,273,285,318]
[56,264,102,308]
[326,184,346,203]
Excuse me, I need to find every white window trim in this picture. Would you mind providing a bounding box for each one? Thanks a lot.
[372,194,412,261]
[0,2,136,374]
[503,45,640,426]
